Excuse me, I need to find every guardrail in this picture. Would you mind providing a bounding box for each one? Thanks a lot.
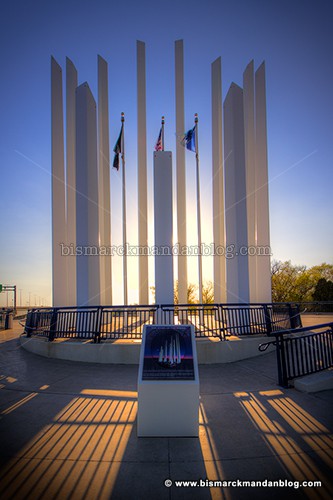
[100,306,158,340]
[297,302,333,314]
[23,302,303,342]
[159,303,301,339]
[24,306,159,342]
[259,323,333,388]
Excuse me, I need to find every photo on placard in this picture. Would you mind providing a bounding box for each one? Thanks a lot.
[142,325,194,380]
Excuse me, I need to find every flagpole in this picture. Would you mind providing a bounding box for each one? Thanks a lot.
[195,113,203,304]
[121,112,128,305]
[161,116,165,150]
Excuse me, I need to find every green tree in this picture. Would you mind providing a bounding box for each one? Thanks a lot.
[202,281,214,304]
[313,278,333,301]
[271,260,333,302]
[271,260,304,302]
[151,280,215,304]
[310,263,333,282]
[173,280,197,304]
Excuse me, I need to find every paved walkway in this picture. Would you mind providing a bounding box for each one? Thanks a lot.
[0,323,332,499]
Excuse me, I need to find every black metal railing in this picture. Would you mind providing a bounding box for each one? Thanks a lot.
[160,304,225,340]
[219,303,301,336]
[160,302,302,339]
[100,306,158,340]
[52,307,102,341]
[25,308,54,338]
[297,301,333,314]
[24,305,160,342]
[23,302,306,342]
[259,323,333,388]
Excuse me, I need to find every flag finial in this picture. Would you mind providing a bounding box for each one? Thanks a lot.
[195,113,198,124]
[121,112,125,122]
[162,116,165,124]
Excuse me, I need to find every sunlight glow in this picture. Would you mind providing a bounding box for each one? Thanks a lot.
[0,391,137,499]
[1,392,38,416]
[80,389,138,398]
[199,403,229,500]
[5,376,17,383]
[236,391,332,500]
[268,397,333,471]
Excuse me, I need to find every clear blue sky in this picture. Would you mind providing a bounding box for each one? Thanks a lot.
[0,0,332,306]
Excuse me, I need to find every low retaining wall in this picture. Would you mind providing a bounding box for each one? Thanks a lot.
[20,334,273,365]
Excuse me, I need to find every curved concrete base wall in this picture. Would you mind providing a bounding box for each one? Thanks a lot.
[197,336,273,364]
[20,335,274,365]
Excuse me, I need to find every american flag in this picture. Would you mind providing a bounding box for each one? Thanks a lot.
[154,127,163,151]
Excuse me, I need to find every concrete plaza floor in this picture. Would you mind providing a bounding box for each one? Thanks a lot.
[0,322,332,499]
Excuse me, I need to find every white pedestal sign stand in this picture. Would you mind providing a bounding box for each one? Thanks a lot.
[137,324,199,437]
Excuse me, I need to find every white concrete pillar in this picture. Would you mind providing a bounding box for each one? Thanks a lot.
[211,57,226,303]
[224,83,250,303]
[243,60,257,303]
[98,55,112,305]
[255,62,272,303]
[76,83,100,306]
[51,57,67,307]
[175,40,187,304]
[154,151,174,305]
[66,57,77,306]
[137,40,149,305]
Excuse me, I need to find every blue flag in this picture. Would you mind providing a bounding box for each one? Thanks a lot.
[181,125,196,152]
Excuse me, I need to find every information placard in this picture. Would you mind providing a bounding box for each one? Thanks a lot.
[142,325,194,380]
[138,324,199,437]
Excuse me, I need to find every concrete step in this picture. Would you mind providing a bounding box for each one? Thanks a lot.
[294,368,333,393]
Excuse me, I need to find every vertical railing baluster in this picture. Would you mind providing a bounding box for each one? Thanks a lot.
[307,335,315,373]
[49,308,58,342]
[263,305,272,336]
[275,334,287,387]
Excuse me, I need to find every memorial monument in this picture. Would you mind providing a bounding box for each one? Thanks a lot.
[51,40,271,308]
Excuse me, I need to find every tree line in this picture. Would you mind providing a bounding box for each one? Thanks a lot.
[150,262,333,304]
[271,261,333,303]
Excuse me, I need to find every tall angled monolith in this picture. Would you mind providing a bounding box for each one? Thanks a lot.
[98,55,112,305]
[137,41,149,305]
[76,83,100,306]
[51,57,67,307]
[243,60,257,303]
[175,40,187,304]
[211,57,226,303]
[255,62,271,303]
[66,57,77,306]
[224,83,250,304]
